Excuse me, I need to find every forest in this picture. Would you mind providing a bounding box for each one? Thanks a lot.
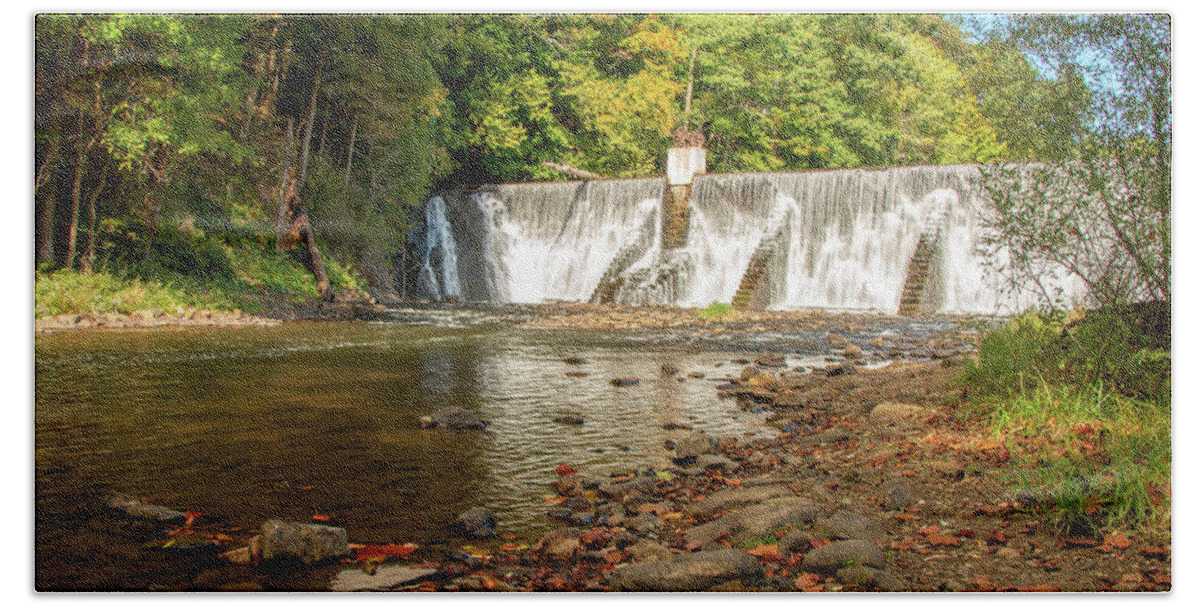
[36,13,1162,313]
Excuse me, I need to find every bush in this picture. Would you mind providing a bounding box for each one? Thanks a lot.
[34,269,236,318]
[698,301,737,321]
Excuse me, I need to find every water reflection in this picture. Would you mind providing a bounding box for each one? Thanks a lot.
[35,322,773,589]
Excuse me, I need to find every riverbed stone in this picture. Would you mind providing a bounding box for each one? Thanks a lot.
[755,352,786,367]
[813,510,889,543]
[695,454,737,472]
[607,548,764,591]
[689,485,793,516]
[105,494,188,524]
[801,539,886,574]
[420,407,487,431]
[598,477,656,501]
[836,565,901,591]
[627,540,673,563]
[260,519,349,564]
[330,566,439,591]
[825,362,858,377]
[666,431,713,463]
[534,528,582,563]
[686,496,819,547]
[458,507,497,538]
[843,344,863,359]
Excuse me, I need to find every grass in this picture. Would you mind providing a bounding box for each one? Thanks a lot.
[36,241,369,319]
[979,380,1170,532]
[697,301,737,321]
[959,309,1171,533]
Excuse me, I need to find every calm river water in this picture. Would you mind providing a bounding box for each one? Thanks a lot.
[36,313,794,589]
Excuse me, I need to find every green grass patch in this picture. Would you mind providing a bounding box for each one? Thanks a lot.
[698,301,737,321]
[980,381,1170,532]
[34,269,238,318]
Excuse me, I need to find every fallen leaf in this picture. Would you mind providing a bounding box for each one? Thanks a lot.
[1097,531,1132,553]
[352,543,418,561]
[987,532,1009,545]
[311,514,332,522]
[555,462,578,476]
[746,544,781,561]
[183,510,204,526]
[926,532,961,547]
[796,573,823,591]
[1138,545,1169,560]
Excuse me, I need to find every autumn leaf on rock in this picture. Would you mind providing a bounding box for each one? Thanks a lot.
[745,543,781,561]
[555,462,578,476]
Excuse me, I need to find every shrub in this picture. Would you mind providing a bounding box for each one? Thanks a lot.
[698,301,737,321]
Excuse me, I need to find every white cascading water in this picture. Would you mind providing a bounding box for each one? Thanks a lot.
[412,165,1088,314]
[474,178,663,303]
[418,195,461,300]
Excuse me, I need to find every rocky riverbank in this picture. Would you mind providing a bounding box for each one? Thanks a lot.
[90,355,1169,592]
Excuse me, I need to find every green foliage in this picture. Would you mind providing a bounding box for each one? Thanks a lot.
[35,269,236,318]
[697,301,737,321]
[961,305,1171,531]
[983,381,1170,531]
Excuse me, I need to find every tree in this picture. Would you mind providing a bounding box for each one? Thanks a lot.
[978,14,1170,308]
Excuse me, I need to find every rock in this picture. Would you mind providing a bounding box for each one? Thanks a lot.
[686,497,819,547]
[660,363,680,375]
[624,513,661,534]
[666,431,713,463]
[259,520,349,565]
[564,357,588,365]
[534,528,582,563]
[843,344,863,359]
[105,494,188,524]
[219,545,253,566]
[598,477,657,501]
[611,377,640,387]
[626,540,673,563]
[836,565,900,591]
[458,507,497,539]
[662,421,693,431]
[814,510,889,543]
[689,485,793,516]
[569,512,595,527]
[827,333,849,347]
[687,371,706,379]
[330,566,439,591]
[419,407,486,431]
[552,413,585,425]
[801,540,887,574]
[745,372,779,390]
[739,365,759,381]
[868,402,928,432]
[755,352,786,367]
[695,454,737,472]
[607,548,764,592]
[825,362,858,377]
[562,496,593,512]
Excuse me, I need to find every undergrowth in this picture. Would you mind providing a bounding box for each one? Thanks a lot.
[698,301,737,321]
[959,308,1171,533]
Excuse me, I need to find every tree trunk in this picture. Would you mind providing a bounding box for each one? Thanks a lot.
[35,139,59,267]
[294,206,332,301]
[343,112,358,187]
[296,35,326,193]
[81,164,109,273]
[276,117,296,254]
[65,144,85,270]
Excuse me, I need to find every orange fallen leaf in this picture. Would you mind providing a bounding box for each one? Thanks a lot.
[543,495,567,505]
[745,544,781,561]
[1099,531,1133,552]
[352,542,418,561]
[926,532,961,547]
[311,514,332,522]
[555,463,578,476]
[796,573,823,591]
[183,510,204,526]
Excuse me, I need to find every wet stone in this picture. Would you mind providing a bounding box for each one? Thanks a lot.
[802,540,886,574]
[607,548,764,592]
[330,566,439,592]
[458,506,497,539]
[260,519,349,565]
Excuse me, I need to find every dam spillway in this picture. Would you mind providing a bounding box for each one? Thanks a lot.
[405,165,1086,316]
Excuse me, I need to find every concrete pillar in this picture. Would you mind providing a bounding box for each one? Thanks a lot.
[664,147,706,248]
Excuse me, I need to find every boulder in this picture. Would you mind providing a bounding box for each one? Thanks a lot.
[626,540,673,563]
[534,528,582,563]
[598,477,657,501]
[825,362,858,377]
[755,352,786,367]
[259,520,349,564]
[686,496,819,547]
[813,510,889,543]
[611,377,640,387]
[801,539,886,574]
[607,548,764,592]
[689,485,793,516]
[419,407,486,431]
[457,507,497,539]
[843,343,863,359]
[836,565,901,591]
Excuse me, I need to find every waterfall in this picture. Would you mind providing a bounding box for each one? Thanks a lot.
[413,195,461,301]
[473,178,664,303]
[408,165,1087,314]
